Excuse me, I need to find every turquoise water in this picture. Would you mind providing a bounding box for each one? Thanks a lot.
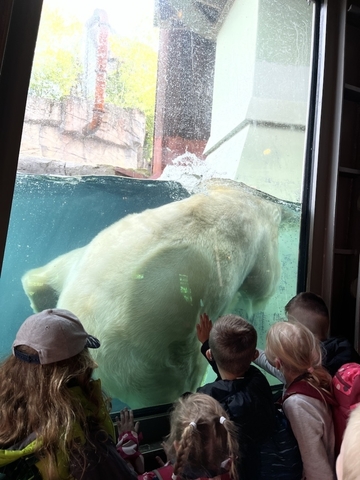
[0,174,300,407]
[0,174,189,342]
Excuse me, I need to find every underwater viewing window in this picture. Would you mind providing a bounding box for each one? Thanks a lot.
[0,0,318,410]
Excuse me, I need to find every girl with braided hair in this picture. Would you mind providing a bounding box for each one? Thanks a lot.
[164,393,238,480]
[132,393,238,480]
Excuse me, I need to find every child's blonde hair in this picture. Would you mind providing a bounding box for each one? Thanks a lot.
[164,393,239,480]
[265,321,332,391]
[337,404,360,480]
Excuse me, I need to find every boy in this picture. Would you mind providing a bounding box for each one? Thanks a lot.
[285,292,360,375]
[255,292,360,381]
[196,314,275,480]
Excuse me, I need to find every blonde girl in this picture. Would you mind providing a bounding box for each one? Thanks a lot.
[163,393,239,480]
[265,321,336,480]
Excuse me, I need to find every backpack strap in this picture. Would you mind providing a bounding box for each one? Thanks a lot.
[282,378,336,406]
[0,453,42,480]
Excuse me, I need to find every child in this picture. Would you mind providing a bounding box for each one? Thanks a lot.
[0,308,136,480]
[265,321,336,480]
[196,314,275,480]
[255,292,360,382]
[163,393,239,480]
[118,393,239,480]
[285,292,360,375]
[336,403,360,480]
[116,407,145,474]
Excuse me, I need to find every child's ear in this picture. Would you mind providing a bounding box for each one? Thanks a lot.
[253,349,259,360]
[205,349,213,361]
[274,358,282,370]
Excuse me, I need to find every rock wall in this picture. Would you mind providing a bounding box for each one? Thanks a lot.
[19,96,146,175]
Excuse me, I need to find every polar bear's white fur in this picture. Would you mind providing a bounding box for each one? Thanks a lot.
[22,183,281,408]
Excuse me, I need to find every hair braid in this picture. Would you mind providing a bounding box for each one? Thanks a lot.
[221,419,239,480]
[173,424,198,478]
[166,394,239,480]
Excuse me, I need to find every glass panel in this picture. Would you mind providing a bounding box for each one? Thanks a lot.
[0,0,316,409]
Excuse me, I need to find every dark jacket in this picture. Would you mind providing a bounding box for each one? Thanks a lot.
[0,379,136,480]
[198,342,275,480]
[322,337,360,376]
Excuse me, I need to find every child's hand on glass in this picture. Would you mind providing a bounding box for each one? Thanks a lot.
[196,313,213,344]
[116,408,145,474]
[116,407,140,436]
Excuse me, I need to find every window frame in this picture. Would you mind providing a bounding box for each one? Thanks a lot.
[0,0,43,274]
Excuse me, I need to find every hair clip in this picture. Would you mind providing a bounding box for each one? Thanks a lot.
[219,416,226,424]
[307,367,314,374]
[189,421,197,429]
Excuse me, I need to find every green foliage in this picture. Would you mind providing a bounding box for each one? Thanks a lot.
[29,6,83,100]
[107,35,158,160]
[28,6,158,160]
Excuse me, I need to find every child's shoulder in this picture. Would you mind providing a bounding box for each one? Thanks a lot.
[246,365,273,388]
[246,364,268,378]
[197,365,272,401]
[322,337,360,375]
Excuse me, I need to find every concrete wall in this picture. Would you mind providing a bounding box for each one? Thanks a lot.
[204,0,314,203]
[19,96,146,175]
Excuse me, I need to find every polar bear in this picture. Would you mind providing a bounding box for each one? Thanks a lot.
[21,183,282,408]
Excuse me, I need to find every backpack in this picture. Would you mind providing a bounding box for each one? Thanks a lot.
[283,365,360,456]
[259,406,303,480]
[0,429,136,480]
[69,421,137,480]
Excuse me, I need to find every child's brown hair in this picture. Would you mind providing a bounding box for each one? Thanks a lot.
[285,292,329,340]
[164,393,239,480]
[209,314,257,375]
